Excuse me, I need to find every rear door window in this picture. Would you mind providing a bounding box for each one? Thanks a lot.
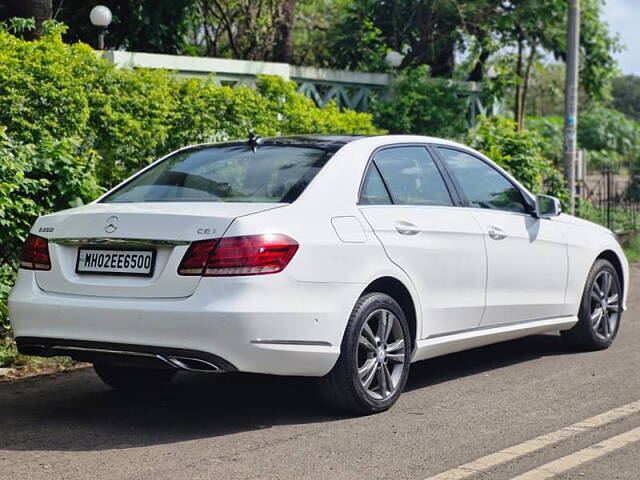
[371,146,453,206]
[360,166,392,205]
[102,144,334,204]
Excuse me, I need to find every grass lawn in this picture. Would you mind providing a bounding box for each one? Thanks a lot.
[623,235,640,263]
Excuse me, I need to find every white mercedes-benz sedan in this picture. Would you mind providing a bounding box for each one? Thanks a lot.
[9,135,629,413]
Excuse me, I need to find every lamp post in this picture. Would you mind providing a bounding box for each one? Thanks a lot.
[564,0,580,215]
[89,5,112,50]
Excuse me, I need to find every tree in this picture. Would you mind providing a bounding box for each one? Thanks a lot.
[321,0,618,131]
[55,0,195,53]
[273,0,296,63]
[325,0,467,76]
[321,0,387,71]
[1,0,51,38]
[183,0,299,62]
[475,0,619,131]
[612,75,640,122]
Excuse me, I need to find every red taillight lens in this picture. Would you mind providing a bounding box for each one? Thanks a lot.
[178,234,298,277]
[20,234,51,271]
[177,238,219,275]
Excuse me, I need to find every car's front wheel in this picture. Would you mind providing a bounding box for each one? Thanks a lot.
[561,258,622,351]
[94,364,176,391]
[319,292,411,414]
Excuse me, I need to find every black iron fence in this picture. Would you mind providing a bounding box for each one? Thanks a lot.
[577,169,640,232]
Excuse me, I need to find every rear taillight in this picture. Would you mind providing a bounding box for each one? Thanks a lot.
[20,234,51,271]
[178,234,298,277]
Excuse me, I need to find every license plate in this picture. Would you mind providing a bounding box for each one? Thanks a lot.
[76,248,156,277]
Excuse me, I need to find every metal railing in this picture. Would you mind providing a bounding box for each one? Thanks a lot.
[578,169,640,232]
[101,51,500,121]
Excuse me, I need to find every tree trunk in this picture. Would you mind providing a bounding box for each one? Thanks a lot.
[468,48,490,82]
[518,41,538,131]
[430,36,456,77]
[3,0,52,39]
[273,0,296,63]
[514,36,524,131]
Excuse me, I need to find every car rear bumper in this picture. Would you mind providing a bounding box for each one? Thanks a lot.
[9,270,364,377]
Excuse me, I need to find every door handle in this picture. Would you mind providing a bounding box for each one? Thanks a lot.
[487,226,508,240]
[395,221,421,236]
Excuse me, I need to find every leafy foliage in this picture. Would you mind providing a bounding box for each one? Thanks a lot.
[528,108,640,174]
[0,27,381,187]
[56,0,196,53]
[623,234,640,263]
[578,107,640,171]
[0,127,103,336]
[0,27,103,144]
[371,67,468,139]
[526,116,564,167]
[579,106,639,153]
[321,0,387,71]
[612,75,640,122]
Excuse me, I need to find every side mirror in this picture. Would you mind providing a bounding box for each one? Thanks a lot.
[535,194,561,218]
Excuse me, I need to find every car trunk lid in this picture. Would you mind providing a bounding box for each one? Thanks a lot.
[34,202,284,298]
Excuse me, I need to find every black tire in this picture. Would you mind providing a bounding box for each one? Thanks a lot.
[318,292,411,415]
[561,259,623,351]
[94,364,176,391]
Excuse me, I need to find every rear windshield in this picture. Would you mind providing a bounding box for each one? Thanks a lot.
[101,144,335,203]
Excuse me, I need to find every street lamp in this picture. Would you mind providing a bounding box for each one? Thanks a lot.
[89,5,112,50]
[385,51,404,69]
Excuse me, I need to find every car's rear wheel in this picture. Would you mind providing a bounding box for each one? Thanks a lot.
[94,364,176,391]
[561,259,622,351]
[319,292,411,414]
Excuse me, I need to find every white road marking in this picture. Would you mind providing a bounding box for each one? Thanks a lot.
[511,425,640,479]
[425,400,640,480]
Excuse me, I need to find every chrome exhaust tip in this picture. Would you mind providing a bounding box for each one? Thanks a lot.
[157,355,222,372]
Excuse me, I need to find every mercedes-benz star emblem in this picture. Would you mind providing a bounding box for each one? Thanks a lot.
[104,215,119,234]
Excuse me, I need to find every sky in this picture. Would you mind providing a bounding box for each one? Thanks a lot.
[602,0,640,75]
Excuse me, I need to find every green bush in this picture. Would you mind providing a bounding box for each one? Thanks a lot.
[0,27,104,145]
[465,116,569,204]
[526,116,564,167]
[371,66,468,139]
[577,200,639,233]
[0,127,103,336]
[0,27,382,187]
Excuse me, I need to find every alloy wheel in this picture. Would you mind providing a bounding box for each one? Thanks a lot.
[357,308,407,400]
[590,270,620,341]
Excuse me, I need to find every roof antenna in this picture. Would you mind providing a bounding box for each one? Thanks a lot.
[248,131,264,152]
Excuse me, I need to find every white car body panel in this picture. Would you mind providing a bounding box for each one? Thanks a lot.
[470,208,569,325]
[8,135,629,377]
[359,205,486,338]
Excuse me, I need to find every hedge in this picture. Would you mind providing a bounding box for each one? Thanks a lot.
[371,66,469,139]
[0,25,381,185]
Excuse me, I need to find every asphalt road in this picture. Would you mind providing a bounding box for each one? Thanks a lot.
[1,264,639,480]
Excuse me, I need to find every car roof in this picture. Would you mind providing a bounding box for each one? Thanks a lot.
[180,134,467,154]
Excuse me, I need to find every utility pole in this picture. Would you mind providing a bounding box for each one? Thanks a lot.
[565,0,580,214]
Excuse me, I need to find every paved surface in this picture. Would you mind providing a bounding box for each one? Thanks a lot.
[1,264,638,480]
